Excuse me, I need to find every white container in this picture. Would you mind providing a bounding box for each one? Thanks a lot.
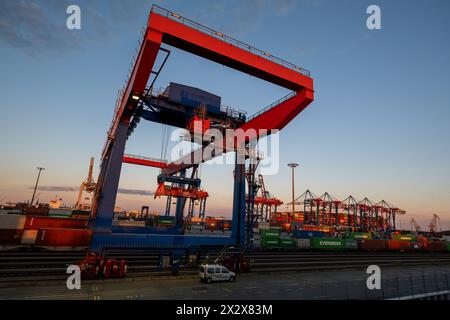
[258,222,271,230]
[280,232,291,239]
[0,214,26,230]
[21,230,38,245]
[114,220,146,227]
[296,238,311,249]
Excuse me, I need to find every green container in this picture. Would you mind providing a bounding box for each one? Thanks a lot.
[392,234,416,241]
[345,232,372,240]
[279,239,296,248]
[311,237,346,250]
[447,242,450,252]
[261,239,280,249]
[261,229,281,238]
[71,210,90,216]
[344,239,358,250]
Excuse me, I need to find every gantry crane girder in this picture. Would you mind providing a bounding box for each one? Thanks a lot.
[103,5,313,163]
[91,5,314,252]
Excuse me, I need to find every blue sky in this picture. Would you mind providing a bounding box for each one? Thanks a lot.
[0,0,449,229]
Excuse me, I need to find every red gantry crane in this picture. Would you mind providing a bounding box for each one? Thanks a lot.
[91,5,314,251]
[253,174,283,221]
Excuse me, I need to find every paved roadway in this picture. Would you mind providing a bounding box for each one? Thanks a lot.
[1,265,450,300]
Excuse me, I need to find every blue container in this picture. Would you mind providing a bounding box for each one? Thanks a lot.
[292,230,325,239]
[164,82,222,112]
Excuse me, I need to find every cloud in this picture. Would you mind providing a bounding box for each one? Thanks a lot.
[191,0,301,37]
[117,188,154,196]
[33,185,153,196]
[0,0,151,56]
[35,186,77,192]
[0,0,79,55]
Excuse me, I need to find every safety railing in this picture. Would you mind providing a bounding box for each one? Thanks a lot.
[246,91,297,122]
[151,5,311,77]
[124,153,168,164]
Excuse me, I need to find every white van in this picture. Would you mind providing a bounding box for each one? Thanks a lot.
[199,263,236,283]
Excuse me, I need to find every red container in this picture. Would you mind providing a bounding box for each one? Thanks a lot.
[360,239,388,251]
[24,216,87,230]
[0,229,23,244]
[35,228,92,247]
[424,241,447,252]
[205,218,218,231]
[387,240,413,251]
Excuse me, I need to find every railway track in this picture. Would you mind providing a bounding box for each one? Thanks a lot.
[1,250,450,283]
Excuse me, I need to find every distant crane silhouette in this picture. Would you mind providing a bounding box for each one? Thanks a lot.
[428,214,442,234]
[410,217,421,234]
[75,157,96,210]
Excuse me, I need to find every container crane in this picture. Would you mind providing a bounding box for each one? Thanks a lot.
[410,217,421,234]
[319,192,342,228]
[288,190,322,225]
[341,195,359,230]
[253,174,283,221]
[76,157,96,210]
[429,214,441,234]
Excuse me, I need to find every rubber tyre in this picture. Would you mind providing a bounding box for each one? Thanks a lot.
[229,276,235,282]
[206,277,212,284]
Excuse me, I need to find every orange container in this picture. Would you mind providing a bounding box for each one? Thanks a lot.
[387,240,413,251]
[24,216,87,230]
[35,228,92,247]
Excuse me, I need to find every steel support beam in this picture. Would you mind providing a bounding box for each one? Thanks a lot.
[93,120,128,232]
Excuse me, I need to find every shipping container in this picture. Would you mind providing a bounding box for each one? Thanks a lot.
[0,209,22,215]
[311,237,346,250]
[48,208,73,217]
[35,228,92,247]
[24,216,88,230]
[0,214,26,230]
[345,239,358,250]
[296,238,311,249]
[25,207,49,216]
[71,210,90,216]
[0,229,23,244]
[164,82,222,113]
[261,229,281,238]
[21,230,38,245]
[256,222,271,230]
[387,240,414,251]
[261,238,280,249]
[345,232,372,240]
[423,240,447,252]
[392,234,416,241]
[292,229,324,239]
[360,239,388,251]
[279,238,296,248]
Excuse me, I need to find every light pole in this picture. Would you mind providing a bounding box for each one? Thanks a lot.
[288,163,298,215]
[30,167,45,207]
